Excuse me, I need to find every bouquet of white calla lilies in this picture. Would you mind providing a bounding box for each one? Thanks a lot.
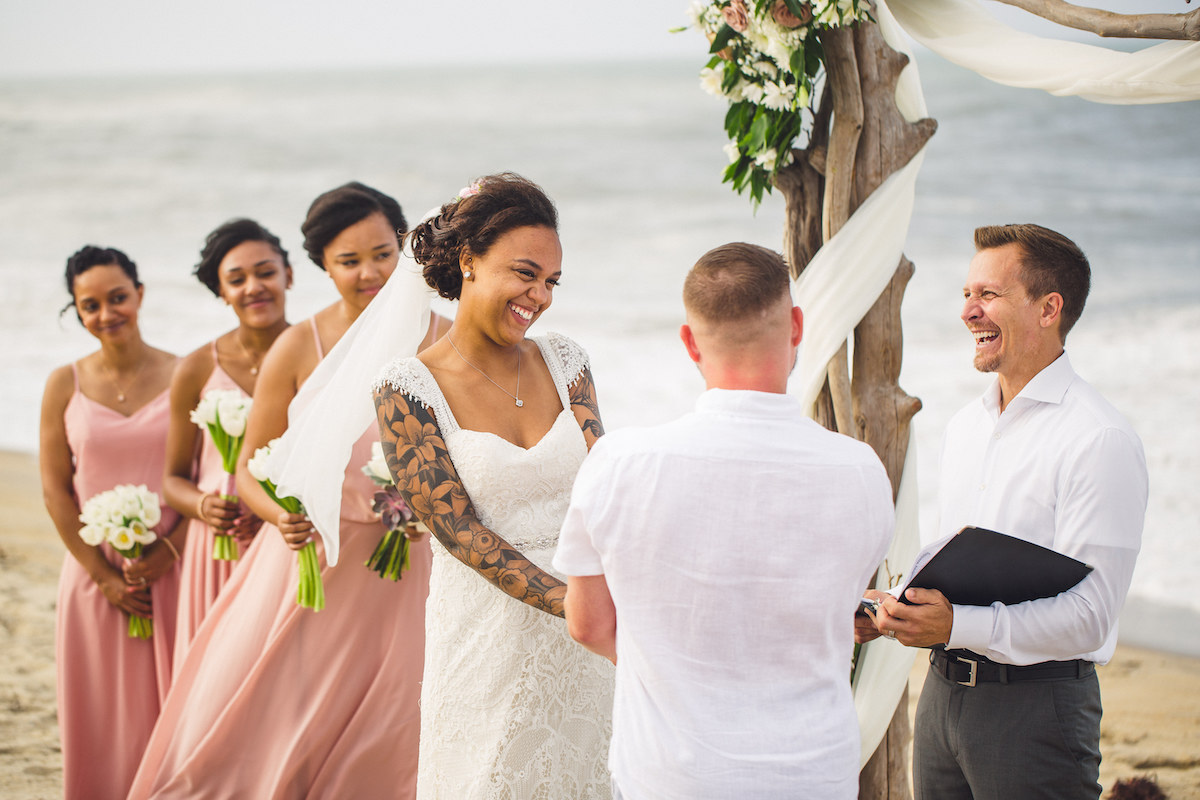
[78,483,163,639]
[191,389,253,560]
[249,439,324,611]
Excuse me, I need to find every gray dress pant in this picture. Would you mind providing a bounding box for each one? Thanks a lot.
[913,660,1102,800]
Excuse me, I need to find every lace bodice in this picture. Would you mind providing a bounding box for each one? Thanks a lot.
[374,332,589,557]
[374,332,613,799]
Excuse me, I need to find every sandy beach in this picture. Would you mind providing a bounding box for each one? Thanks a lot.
[2,448,1197,799]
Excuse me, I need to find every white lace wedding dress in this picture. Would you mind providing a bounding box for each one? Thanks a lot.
[375,332,615,800]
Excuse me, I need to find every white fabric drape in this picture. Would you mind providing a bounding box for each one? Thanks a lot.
[888,0,1200,104]
[264,260,432,567]
[790,0,926,765]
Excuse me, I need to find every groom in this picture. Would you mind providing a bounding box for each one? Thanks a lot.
[554,242,894,799]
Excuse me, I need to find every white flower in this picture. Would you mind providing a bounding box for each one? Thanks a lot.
[754,148,780,168]
[247,438,281,482]
[129,519,157,546]
[111,526,135,551]
[723,141,741,164]
[362,442,395,486]
[78,524,104,546]
[741,82,765,105]
[189,393,219,428]
[699,66,726,99]
[685,0,707,28]
[762,81,796,111]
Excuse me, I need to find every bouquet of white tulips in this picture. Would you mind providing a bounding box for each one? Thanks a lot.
[78,483,163,639]
[190,389,252,561]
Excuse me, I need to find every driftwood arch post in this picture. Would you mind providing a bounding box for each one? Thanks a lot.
[775,18,934,800]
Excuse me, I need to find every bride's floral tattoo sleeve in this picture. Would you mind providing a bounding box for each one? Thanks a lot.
[569,365,605,450]
[374,386,566,617]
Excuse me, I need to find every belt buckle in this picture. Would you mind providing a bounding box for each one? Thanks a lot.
[954,656,978,687]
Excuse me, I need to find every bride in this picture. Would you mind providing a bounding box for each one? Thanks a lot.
[372,173,614,798]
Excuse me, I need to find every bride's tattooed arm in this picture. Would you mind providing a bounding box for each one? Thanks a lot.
[374,386,566,617]
[568,365,604,451]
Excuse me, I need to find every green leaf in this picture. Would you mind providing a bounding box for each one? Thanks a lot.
[789,45,805,76]
[708,24,737,55]
[807,40,824,77]
[747,108,771,153]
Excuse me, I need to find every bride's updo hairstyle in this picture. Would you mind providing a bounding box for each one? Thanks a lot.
[301,181,407,271]
[408,172,558,301]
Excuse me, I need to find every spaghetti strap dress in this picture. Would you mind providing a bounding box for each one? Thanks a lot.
[128,317,432,800]
[172,341,252,671]
[56,363,181,800]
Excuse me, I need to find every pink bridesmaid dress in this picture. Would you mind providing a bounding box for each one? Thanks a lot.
[56,364,181,800]
[128,320,431,800]
[172,341,250,671]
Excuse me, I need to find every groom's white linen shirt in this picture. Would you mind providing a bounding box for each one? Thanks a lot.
[930,352,1147,666]
[554,389,893,800]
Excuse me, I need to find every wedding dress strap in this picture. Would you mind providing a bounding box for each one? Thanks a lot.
[536,331,588,411]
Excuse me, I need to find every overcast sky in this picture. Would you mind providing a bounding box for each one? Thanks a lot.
[1,0,1189,78]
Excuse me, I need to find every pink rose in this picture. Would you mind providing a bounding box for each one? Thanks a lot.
[721,0,750,33]
[771,0,813,28]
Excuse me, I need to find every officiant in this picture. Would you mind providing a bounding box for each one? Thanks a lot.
[858,224,1148,800]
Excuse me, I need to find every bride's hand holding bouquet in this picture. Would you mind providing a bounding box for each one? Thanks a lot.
[248,439,325,611]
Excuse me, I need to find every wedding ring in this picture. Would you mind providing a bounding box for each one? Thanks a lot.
[885,629,896,639]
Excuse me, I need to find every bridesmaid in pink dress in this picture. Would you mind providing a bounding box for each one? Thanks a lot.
[38,245,185,800]
[129,183,448,799]
[162,219,292,669]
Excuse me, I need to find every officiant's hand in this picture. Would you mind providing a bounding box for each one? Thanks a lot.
[875,588,953,648]
[854,589,890,644]
[277,512,316,551]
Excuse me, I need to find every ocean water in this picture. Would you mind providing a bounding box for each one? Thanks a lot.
[2,56,1197,647]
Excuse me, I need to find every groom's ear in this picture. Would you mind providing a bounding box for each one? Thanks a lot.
[680,324,702,364]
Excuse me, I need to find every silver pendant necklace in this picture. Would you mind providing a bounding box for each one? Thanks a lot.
[447,334,523,407]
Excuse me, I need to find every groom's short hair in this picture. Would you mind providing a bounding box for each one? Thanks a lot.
[683,242,790,325]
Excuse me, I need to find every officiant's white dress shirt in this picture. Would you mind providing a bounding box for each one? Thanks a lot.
[932,352,1147,666]
[554,389,893,800]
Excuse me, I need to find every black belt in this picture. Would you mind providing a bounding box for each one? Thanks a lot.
[929,648,1094,687]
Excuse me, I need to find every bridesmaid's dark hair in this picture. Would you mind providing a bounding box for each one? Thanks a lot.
[194,218,290,297]
[62,245,140,320]
[408,172,558,300]
[301,182,406,271]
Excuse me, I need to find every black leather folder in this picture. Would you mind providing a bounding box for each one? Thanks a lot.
[899,526,1093,606]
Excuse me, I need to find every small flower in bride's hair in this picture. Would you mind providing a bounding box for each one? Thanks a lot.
[455,180,484,202]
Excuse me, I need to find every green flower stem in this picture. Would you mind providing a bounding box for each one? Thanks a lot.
[128,614,154,640]
[296,540,325,611]
[211,485,241,561]
[365,528,411,582]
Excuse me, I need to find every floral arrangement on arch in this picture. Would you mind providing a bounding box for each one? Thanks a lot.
[685,0,870,204]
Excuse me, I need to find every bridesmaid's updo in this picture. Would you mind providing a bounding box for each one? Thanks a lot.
[301,182,407,271]
[194,218,290,296]
[408,172,558,300]
[62,245,140,319]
